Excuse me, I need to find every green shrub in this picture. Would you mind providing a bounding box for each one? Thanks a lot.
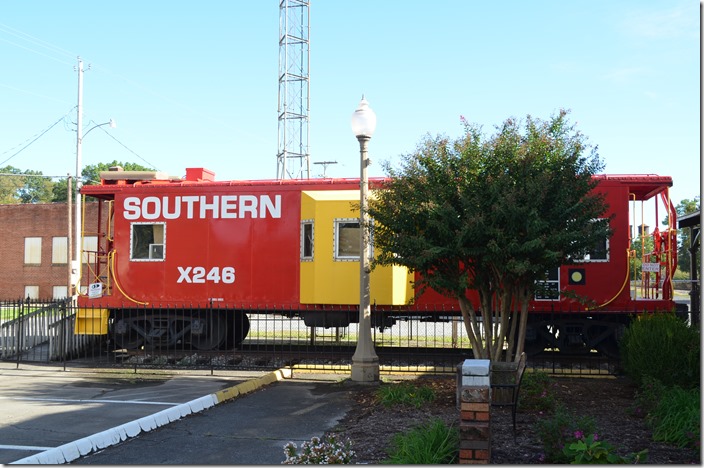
[537,405,649,463]
[629,375,666,418]
[562,433,648,464]
[519,371,556,411]
[535,404,597,463]
[673,268,690,284]
[384,419,458,464]
[620,312,700,388]
[376,381,436,408]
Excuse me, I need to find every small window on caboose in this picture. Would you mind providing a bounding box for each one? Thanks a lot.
[535,267,560,300]
[576,218,609,262]
[130,222,166,261]
[301,220,314,261]
[334,218,373,261]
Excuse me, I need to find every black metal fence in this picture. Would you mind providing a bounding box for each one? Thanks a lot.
[0,298,621,376]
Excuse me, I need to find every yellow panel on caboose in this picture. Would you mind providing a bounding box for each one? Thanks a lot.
[299,190,412,305]
[74,308,109,335]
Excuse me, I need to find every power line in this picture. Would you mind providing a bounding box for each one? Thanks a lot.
[92,122,158,170]
[0,107,76,167]
[0,172,68,179]
[0,22,75,63]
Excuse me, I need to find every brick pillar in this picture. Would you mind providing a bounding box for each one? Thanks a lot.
[458,359,491,464]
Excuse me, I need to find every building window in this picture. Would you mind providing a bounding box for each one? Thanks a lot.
[334,218,372,261]
[53,286,68,300]
[24,285,39,300]
[130,222,165,261]
[52,237,68,264]
[82,236,98,264]
[24,237,42,265]
[301,220,314,261]
[535,268,560,300]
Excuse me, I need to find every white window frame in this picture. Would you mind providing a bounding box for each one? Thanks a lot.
[333,218,373,262]
[301,219,314,261]
[24,285,39,300]
[82,235,98,265]
[130,222,166,262]
[53,285,69,300]
[575,218,610,263]
[52,237,68,264]
[24,237,42,265]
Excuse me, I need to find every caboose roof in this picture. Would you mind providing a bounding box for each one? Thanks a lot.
[594,174,673,200]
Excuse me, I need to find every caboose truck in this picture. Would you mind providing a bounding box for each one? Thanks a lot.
[74,167,683,356]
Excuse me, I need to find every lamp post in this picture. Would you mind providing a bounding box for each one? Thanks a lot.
[73,118,115,298]
[350,96,380,382]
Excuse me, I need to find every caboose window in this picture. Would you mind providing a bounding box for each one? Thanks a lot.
[535,267,560,300]
[581,237,609,261]
[576,218,609,262]
[334,218,373,261]
[130,222,166,261]
[301,220,314,261]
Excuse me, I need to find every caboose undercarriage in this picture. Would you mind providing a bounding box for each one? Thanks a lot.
[110,309,250,351]
[524,314,629,358]
[102,305,669,360]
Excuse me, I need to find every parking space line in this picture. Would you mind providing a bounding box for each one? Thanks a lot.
[1,397,178,406]
[0,445,53,452]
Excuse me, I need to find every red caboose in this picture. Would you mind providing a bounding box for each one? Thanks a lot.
[75,167,680,355]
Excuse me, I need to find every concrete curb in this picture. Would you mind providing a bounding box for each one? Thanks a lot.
[9,368,293,465]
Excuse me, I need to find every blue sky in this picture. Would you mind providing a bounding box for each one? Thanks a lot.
[0,1,699,215]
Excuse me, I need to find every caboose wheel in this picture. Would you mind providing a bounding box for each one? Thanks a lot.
[190,313,227,350]
[523,336,547,356]
[112,316,145,350]
[221,311,250,349]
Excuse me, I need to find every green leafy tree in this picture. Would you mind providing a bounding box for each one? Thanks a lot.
[672,197,700,273]
[52,161,155,202]
[368,110,610,361]
[0,165,54,204]
[630,234,655,280]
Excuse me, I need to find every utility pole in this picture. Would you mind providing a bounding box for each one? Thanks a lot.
[73,57,84,299]
[67,175,73,298]
[313,161,337,178]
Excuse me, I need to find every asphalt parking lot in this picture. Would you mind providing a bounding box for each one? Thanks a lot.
[0,363,290,464]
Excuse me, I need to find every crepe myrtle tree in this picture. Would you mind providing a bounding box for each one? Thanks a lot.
[367,110,611,362]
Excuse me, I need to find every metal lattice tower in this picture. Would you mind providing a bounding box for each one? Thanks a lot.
[277,0,310,179]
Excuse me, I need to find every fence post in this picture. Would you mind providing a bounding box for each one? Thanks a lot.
[61,300,67,371]
[458,359,491,464]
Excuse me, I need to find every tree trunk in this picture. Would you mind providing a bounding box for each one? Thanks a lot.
[457,294,486,358]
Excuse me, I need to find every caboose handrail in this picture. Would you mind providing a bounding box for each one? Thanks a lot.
[587,248,631,310]
[108,250,149,305]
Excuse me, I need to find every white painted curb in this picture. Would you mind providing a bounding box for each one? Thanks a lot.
[10,369,291,464]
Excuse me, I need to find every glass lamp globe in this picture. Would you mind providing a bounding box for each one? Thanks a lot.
[351,96,377,138]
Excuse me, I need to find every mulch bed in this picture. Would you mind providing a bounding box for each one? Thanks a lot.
[327,374,700,464]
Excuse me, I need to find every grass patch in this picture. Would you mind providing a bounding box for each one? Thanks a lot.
[376,381,436,408]
[633,376,701,451]
[384,419,458,464]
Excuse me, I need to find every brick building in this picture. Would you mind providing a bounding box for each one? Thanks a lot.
[0,202,102,300]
